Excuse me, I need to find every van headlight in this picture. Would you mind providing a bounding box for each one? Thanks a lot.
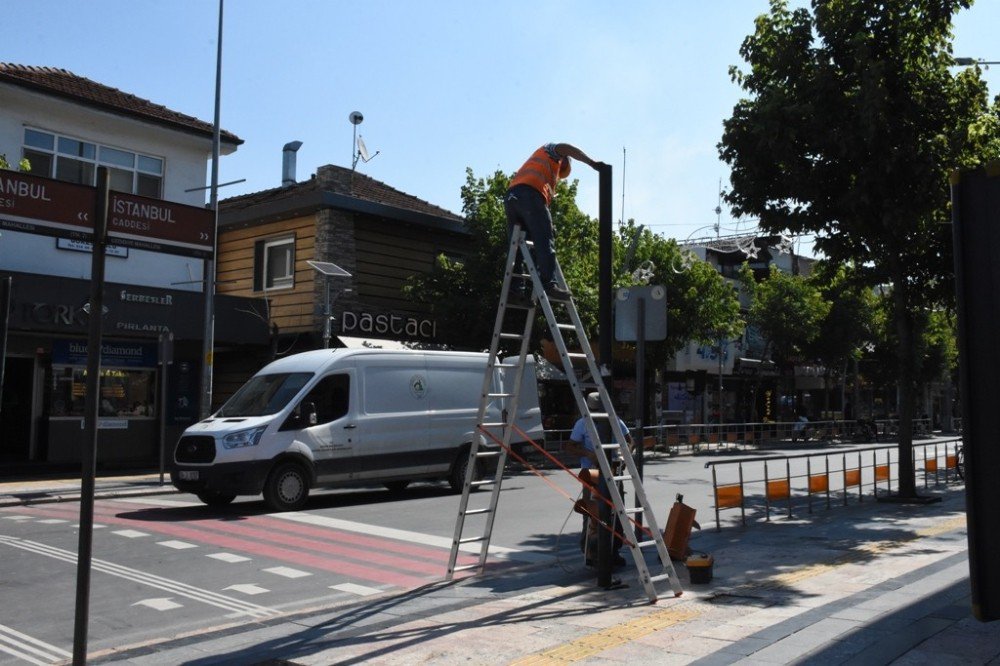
[222,426,267,449]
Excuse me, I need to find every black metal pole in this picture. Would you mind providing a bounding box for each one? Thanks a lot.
[0,276,11,419]
[598,164,613,380]
[72,167,109,664]
[635,298,645,527]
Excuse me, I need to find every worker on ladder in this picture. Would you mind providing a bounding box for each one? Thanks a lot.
[504,143,605,303]
[564,392,632,568]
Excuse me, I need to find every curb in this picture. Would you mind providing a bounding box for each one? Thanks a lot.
[0,486,178,508]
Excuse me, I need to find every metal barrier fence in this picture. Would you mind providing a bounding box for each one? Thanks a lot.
[703,438,963,530]
[636,418,941,455]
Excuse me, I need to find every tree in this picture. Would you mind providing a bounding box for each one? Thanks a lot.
[719,0,1000,497]
[740,263,830,415]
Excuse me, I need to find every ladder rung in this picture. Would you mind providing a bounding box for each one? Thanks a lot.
[475,450,501,458]
[623,507,644,515]
[566,353,588,360]
[610,474,632,482]
[499,333,523,340]
[452,563,482,573]
[649,573,675,583]
[481,422,506,428]
[494,363,520,369]
[470,480,493,488]
[462,508,492,516]
[636,539,658,548]
[556,323,576,330]
[589,412,609,419]
[487,392,513,398]
[459,536,487,544]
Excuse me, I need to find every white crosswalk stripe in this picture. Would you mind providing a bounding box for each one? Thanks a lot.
[0,622,71,665]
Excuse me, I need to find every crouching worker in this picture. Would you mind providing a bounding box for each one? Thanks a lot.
[563,392,632,568]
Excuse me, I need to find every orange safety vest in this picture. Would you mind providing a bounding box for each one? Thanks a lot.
[510,145,563,205]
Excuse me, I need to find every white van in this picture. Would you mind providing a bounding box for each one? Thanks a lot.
[171,348,543,511]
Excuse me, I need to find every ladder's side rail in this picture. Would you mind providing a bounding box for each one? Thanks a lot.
[447,227,526,578]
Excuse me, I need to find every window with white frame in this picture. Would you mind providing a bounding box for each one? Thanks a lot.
[253,236,296,291]
[21,128,164,198]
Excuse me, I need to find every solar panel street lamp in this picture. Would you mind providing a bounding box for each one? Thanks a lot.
[308,260,352,348]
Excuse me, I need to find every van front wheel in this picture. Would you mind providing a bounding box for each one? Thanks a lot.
[449,451,479,493]
[264,462,309,512]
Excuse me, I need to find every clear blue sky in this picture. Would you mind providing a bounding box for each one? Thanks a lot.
[4,1,998,256]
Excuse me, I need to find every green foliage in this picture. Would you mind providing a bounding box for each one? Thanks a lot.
[805,262,878,371]
[739,263,830,367]
[405,169,743,357]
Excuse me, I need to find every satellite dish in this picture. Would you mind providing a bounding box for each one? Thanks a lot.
[356,135,380,164]
[349,111,364,125]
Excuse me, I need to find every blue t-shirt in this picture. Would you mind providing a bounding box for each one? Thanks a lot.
[569,416,629,469]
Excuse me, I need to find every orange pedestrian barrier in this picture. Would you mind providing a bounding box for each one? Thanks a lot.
[926,458,939,472]
[766,479,790,500]
[809,473,829,493]
[844,468,861,487]
[945,454,957,469]
[642,435,657,450]
[875,464,890,481]
[715,484,743,508]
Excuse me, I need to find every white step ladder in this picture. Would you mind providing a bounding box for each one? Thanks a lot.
[446,225,683,602]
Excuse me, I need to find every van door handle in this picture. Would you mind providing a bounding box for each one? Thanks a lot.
[343,424,357,429]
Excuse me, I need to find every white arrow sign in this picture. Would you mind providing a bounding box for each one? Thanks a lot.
[224,584,270,596]
[133,598,183,611]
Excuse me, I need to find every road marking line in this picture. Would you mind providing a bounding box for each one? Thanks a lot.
[263,566,311,579]
[271,512,548,563]
[72,523,106,529]
[157,540,198,550]
[112,529,150,538]
[0,622,72,665]
[34,519,68,524]
[331,582,382,596]
[133,598,184,611]
[0,535,280,619]
[208,552,252,563]
[2,515,33,521]
[225,584,270,596]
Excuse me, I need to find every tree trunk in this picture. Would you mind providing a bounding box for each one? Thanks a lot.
[891,260,917,498]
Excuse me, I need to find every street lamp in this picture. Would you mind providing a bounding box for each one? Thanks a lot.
[307,260,352,348]
[955,57,999,67]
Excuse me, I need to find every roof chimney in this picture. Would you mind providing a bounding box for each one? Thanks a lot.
[282,141,303,187]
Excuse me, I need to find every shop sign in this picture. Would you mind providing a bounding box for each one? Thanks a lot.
[341,310,437,340]
[52,339,158,368]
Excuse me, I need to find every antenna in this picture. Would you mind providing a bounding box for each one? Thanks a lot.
[349,111,379,171]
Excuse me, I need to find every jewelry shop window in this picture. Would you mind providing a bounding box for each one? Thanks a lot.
[48,340,158,419]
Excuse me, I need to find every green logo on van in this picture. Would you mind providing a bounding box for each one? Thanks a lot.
[410,374,428,399]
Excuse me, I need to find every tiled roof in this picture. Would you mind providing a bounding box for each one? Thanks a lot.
[220,164,464,223]
[0,63,242,145]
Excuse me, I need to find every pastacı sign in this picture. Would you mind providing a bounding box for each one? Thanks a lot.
[340,310,437,340]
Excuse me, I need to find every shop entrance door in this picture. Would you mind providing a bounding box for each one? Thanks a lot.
[0,356,35,462]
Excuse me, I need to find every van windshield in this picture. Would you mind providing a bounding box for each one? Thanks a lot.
[216,373,313,417]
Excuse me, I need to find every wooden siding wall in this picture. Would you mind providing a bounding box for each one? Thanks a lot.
[216,214,318,335]
[353,218,468,317]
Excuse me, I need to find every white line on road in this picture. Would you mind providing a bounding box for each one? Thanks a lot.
[112,529,150,538]
[34,519,68,525]
[0,535,280,619]
[0,622,72,665]
[263,566,311,579]
[157,540,198,550]
[225,584,270,595]
[330,582,382,596]
[133,598,184,611]
[207,552,251,563]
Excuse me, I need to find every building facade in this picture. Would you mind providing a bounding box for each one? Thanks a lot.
[0,64,268,470]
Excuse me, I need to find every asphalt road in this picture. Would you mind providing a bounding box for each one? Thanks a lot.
[0,435,960,664]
